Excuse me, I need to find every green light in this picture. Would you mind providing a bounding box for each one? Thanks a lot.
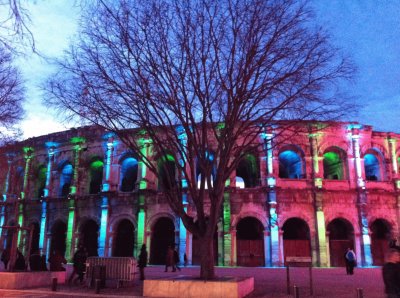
[91,160,104,169]
[70,136,86,144]
[222,193,231,266]
[65,206,75,261]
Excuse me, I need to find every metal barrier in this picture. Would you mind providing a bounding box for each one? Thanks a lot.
[86,257,137,288]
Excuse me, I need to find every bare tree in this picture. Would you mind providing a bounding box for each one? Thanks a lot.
[0,47,24,144]
[45,0,354,279]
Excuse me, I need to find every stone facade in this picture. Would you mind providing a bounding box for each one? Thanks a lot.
[0,122,399,268]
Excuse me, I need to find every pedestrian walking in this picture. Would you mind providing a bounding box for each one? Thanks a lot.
[382,239,400,298]
[344,247,356,275]
[138,244,148,280]
[68,244,87,285]
[1,248,10,270]
[165,245,175,272]
[173,248,181,272]
[49,250,67,271]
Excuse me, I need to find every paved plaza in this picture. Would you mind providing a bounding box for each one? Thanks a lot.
[0,266,386,297]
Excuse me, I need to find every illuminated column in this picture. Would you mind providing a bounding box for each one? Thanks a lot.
[388,137,398,178]
[136,194,146,257]
[217,230,223,266]
[102,137,114,192]
[351,128,372,266]
[355,232,362,266]
[39,146,55,256]
[0,156,13,246]
[268,191,280,266]
[222,193,232,266]
[98,196,109,257]
[278,229,284,266]
[309,132,328,267]
[65,199,76,261]
[178,194,188,264]
[70,140,84,195]
[263,230,270,267]
[325,232,331,267]
[137,137,152,190]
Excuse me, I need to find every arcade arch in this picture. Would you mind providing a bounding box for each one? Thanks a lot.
[50,220,67,256]
[119,155,138,192]
[282,218,311,262]
[150,217,175,265]
[236,153,260,188]
[112,219,135,257]
[327,218,354,267]
[370,219,392,265]
[236,217,264,266]
[79,219,99,257]
[88,158,104,194]
[278,148,305,179]
[323,147,347,180]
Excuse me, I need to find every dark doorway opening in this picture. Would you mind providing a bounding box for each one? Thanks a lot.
[327,218,354,267]
[283,218,311,265]
[50,221,67,256]
[80,220,99,257]
[236,217,264,267]
[371,219,391,266]
[150,217,175,265]
[30,222,40,254]
[113,219,135,257]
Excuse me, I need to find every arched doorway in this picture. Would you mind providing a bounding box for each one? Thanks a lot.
[150,217,175,265]
[89,159,104,194]
[323,147,347,180]
[327,218,354,267]
[50,221,67,256]
[283,218,311,264]
[157,155,176,191]
[279,149,305,179]
[236,217,264,266]
[30,222,40,254]
[370,219,391,265]
[112,219,135,257]
[80,220,99,257]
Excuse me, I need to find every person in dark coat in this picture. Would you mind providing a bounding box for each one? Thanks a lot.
[49,250,67,271]
[1,248,10,270]
[173,248,181,272]
[165,245,175,272]
[69,245,87,284]
[29,250,41,271]
[344,247,356,275]
[382,240,400,298]
[15,249,26,271]
[138,244,148,280]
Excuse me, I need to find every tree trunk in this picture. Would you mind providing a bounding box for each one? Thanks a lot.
[199,234,215,280]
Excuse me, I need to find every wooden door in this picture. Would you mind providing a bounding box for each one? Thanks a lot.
[283,240,311,265]
[237,240,264,266]
[371,239,387,265]
[330,240,352,267]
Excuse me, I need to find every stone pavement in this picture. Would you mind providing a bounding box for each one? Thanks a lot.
[0,266,385,297]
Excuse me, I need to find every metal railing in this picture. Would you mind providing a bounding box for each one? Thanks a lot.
[86,257,137,285]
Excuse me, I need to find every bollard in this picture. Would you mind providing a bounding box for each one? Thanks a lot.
[51,277,58,292]
[293,285,299,298]
[356,288,364,298]
[95,278,101,294]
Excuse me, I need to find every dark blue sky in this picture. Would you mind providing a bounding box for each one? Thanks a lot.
[16,0,400,138]
[312,0,400,132]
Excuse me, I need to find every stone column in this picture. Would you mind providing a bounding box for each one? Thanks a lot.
[354,233,362,267]
[268,191,280,266]
[102,137,114,192]
[136,194,146,256]
[98,196,109,257]
[325,232,331,267]
[264,230,270,267]
[278,229,284,266]
[0,155,13,248]
[230,229,237,266]
[351,128,371,266]
[222,192,231,266]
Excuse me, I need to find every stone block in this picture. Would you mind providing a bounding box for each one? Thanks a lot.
[0,271,66,289]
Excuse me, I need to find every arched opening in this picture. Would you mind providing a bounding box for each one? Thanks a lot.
[50,221,67,257]
[30,222,40,255]
[120,156,138,192]
[327,218,354,267]
[89,159,104,194]
[12,166,24,196]
[323,148,347,180]
[370,219,391,265]
[279,150,304,179]
[157,155,176,191]
[283,218,311,263]
[364,152,382,181]
[4,221,16,250]
[150,217,175,265]
[80,219,99,257]
[59,163,73,197]
[236,153,260,188]
[112,219,135,257]
[196,151,216,189]
[37,165,47,198]
[236,217,265,266]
